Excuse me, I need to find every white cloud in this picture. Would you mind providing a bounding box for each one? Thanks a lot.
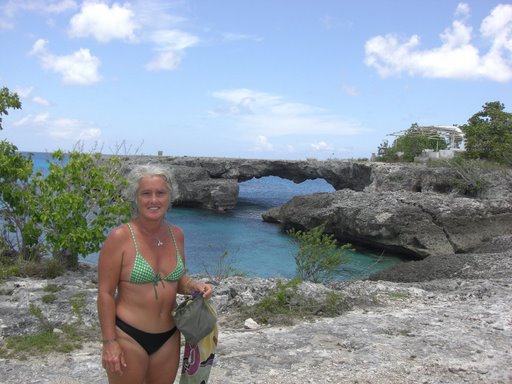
[13,113,101,141]
[341,83,358,96]
[1,0,77,29]
[253,135,273,151]
[78,127,101,140]
[30,39,101,85]
[68,1,138,42]
[13,86,33,98]
[1,0,77,17]
[145,29,199,71]
[130,0,187,29]
[13,87,50,106]
[0,19,14,29]
[222,33,263,42]
[455,3,470,19]
[32,113,50,123]
[33,96,50,106]
[364,3,512,82]
[311,141,333,151]
[210,88,366,137]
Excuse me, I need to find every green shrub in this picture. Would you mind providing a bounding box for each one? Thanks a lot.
[0,264,20,280]
[240,278,348,326]
[462,101,512,164]
[42,294,57,304]
[0,140,131,271]
[444,157,493,196]
[202,248,245,285]
[288,224,351,283]
[43,284,63,293]
[2,330,82,357]
[70,292,87,320]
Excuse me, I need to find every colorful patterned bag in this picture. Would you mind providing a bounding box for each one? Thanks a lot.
[179,299,218,384]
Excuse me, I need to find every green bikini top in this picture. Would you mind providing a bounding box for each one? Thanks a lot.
[127,222,185,299]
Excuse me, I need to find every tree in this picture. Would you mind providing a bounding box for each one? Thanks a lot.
[0,143,132,269]
[395,124,448,161]
[0,87,22,130]
[0,140,41,259]
[377,139,399,162]
[461,101,512,164]
[377,123,448,162]
[288,224,351,283]
[30,150,131,268]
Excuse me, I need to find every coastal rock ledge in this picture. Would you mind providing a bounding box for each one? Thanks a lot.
[123,156,512,259]
[0,235,511,384]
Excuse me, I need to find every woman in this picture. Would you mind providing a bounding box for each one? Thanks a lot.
[97,164,213,384]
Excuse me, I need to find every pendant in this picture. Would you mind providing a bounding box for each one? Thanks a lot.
[156,239,163,247]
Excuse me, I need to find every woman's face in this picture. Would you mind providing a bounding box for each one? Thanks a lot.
[136,175,171,220]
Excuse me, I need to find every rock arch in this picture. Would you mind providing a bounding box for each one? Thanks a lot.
[125,156,373,210]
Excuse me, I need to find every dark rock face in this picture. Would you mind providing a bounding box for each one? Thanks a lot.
[122,156,512,258]
[262,189,512,259]
[168,165,239,211]
[368,235,512,282]
[124,157,381,210]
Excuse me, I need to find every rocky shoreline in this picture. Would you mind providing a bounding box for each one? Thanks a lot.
[1,158,511,383]
[1,235,511,384]
[123,156,512,260]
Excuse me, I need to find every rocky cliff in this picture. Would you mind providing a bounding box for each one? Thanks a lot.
[123,156,512,259]
[123,156,378,210]
[262,189,512,258]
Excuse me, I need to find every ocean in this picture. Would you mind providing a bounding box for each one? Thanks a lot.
[29,152,402,280]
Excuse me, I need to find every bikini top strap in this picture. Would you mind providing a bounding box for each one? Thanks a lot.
[167,224,180,257]
[126,223,140,254]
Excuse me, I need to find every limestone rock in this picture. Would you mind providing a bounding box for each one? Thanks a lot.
[1,244,512,384]
[243,318,260,329]
[262,190,512,258]
[121,156,512,257]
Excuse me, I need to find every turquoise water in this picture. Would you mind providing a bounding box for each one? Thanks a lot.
[28,152,403,280]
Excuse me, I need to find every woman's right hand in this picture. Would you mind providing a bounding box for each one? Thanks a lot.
[102,341,127,376]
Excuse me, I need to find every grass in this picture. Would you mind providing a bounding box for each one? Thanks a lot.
[43,283,64,293]
[70,292,87,320]
[0,329,83,359]
[389,291,410,300]
[8,331,79,353]
[239,278,348,326]
[42,293,57,304]
[0,256,65,280]
[0,283,93,359]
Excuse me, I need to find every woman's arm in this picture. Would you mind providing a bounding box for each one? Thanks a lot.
[97,226,127,374]
[172,224,213,299]
[178,274,213,299]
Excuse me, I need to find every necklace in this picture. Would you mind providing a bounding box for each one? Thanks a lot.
[138,223,164,247]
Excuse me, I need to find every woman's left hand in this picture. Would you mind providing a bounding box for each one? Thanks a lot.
[194,281,213,300]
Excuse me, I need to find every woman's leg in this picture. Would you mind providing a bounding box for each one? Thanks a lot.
[106,328,149,384]
[145,331,181,384]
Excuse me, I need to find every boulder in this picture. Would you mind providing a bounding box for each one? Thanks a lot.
[262,189,512,259]
[170,165,239,210]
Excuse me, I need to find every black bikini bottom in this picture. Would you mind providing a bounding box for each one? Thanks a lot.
[115,316,177,355]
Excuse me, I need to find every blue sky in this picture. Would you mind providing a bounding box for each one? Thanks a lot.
[1,0,511,160]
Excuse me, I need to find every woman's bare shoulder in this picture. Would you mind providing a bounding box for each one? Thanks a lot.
[169,223,184,240]
[109,223,130,238]
[101,223,132,252]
